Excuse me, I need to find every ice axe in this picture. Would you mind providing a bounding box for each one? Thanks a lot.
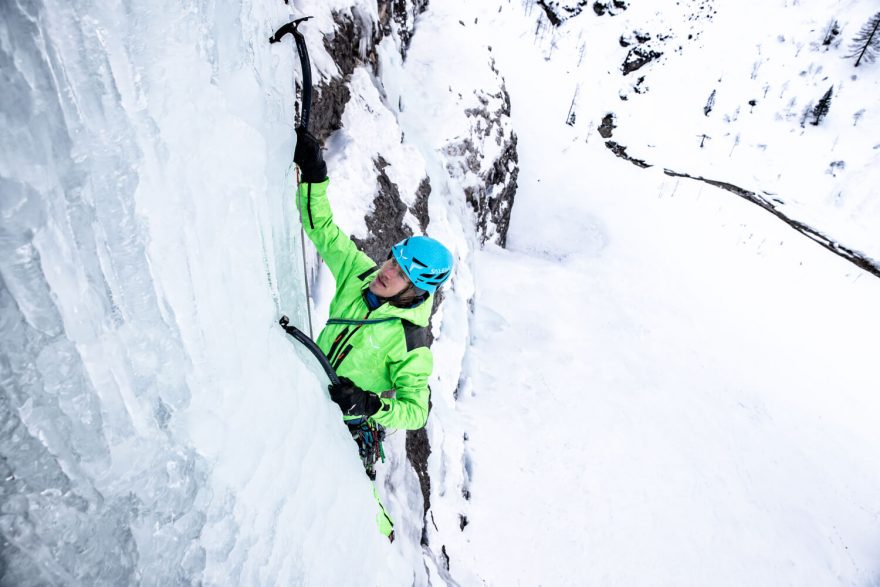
[269,15,314,130]
[271,15,317,336]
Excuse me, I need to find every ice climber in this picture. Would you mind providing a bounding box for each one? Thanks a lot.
[293,127,454,540]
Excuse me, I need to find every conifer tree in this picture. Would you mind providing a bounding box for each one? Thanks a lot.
[822,19,841,47]
[848,11,880,67]
[703,89,716,116]
[811,86,834,126]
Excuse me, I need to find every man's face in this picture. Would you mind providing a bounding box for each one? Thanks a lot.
[369,257,412,297]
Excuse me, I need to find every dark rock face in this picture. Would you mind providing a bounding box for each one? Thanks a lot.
[593,0,628,17]
[350,157,413,263]
[311,6,422,141]
[622,46,663,75]
[350,157,432,264]
[378,0,430,58]
[604,141,651,168]
[598,113,617,138]
[406,425,432,515]
[306,12,371,141]
[599,113,650,166]
[411,177,431,233]
[464,132,519,248]
[443,66,519,247]
[308,80,351,142]
[324,11,373,78]
[536,0,606,24]
[316,5,434,261]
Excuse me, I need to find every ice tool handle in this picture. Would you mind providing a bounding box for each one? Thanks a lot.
[279,315,341,386]
[269,16,314,130]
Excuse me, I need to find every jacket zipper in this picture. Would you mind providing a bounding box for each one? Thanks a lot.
[332,343,355,371]
[326,328,349,363]
[328,310,372,366]
[306,183,315,230]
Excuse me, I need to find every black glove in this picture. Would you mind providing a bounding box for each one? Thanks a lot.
[328,377,382,417]
[294,127,328,183]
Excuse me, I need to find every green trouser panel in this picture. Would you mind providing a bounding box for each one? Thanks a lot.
[373,483,394,537]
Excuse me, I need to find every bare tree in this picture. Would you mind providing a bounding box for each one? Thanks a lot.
[848,11,880,67]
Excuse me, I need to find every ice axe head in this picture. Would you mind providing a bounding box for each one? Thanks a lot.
[269,16,313,44]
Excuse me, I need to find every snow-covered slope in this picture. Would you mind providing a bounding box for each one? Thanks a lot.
[535,0,880,268]
[409,1,880,585]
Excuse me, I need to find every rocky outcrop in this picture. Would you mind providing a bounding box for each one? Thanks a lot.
[593,0,629,17]
[349,157,431,262]
[308,11,374,141]
[311,4,430,141]
[536,0,627,25]
[617,30,669,78]
[350,157,413,263]
[598,113,617,138]
[442,61,519,247]
[309,81,351,143]
[605,140,651,168]
[378,0,430,59]
[622,46,663,75]
[600,113,650,167]
[406,424,432,518]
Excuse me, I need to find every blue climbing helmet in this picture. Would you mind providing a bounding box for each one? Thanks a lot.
[391,236,454,294]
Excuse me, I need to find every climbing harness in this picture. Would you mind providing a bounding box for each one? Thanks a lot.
[346,417,386,481]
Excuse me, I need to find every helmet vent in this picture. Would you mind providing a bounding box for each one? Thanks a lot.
[425,270,450,284]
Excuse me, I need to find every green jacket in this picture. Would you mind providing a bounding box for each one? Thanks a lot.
[297,178,432,430]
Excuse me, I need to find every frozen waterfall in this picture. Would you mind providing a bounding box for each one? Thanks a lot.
[0,1,412,584]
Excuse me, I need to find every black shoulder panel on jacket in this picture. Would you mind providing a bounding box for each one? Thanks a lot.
[356,265,379,281]
[402,320,428,352]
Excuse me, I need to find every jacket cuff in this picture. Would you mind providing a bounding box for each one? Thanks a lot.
[301,161,328,184]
